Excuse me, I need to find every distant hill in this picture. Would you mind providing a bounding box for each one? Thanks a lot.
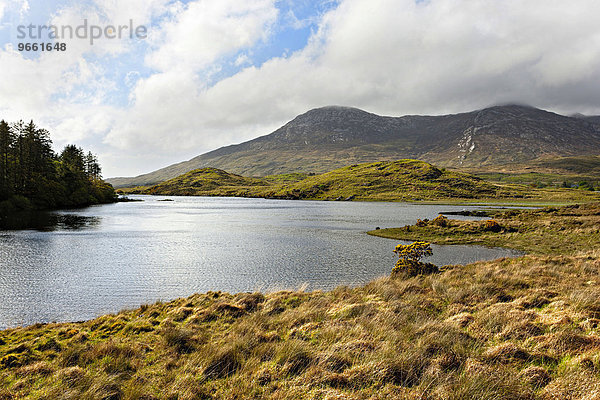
[124,159,600,203]
[108,105,600,188]
[132,167,272,197]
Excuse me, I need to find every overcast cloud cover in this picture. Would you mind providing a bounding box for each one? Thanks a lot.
[1,0,600,177]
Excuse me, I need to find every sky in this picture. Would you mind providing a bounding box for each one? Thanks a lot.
[1,0,600,177]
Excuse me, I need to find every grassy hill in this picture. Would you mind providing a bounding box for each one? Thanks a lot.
[134,167,274,197]
[266,160,500,201]
[123,159,600,204]
[3,204,600,399]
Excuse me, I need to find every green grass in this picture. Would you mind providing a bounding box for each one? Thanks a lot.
[531,155,600,174]
[465,155,600,189]
[122,159,600,205]
[475,172,599,189]
[3,204,600,398]
[124,167,273,197]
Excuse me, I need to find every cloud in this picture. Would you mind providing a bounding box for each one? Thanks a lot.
[0,0,29,20]
[3,0,600,177]
[145,0,278,72]
[105,0,600,174]
[234,53,251,67]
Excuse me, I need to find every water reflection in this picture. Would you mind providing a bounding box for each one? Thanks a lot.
[0,210,100,231]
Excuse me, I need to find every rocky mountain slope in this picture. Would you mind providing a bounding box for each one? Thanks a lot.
[108,105,600,188]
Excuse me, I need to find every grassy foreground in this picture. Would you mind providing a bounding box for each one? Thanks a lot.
[3,205,600,399]
[122,159,600,204]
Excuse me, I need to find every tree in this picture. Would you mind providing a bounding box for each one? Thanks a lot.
[0,118,116,210]
[60,145,85,173]
[392,241,437,276]
[10,120,55,197]
[0,120,14,200]
[85,151,101,180]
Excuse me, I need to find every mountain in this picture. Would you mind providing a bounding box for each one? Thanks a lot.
[108,105,600,188]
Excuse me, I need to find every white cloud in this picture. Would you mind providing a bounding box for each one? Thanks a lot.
[3,0,600,177]
[105,0,600,175]
[234,53,251,66]
[0,0,29,22]
[145,0,278,71]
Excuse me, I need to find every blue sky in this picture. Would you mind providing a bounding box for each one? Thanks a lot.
[2,0,337,107]
[1,0,600,177]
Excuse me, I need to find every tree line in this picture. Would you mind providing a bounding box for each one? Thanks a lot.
[0,119,116,211]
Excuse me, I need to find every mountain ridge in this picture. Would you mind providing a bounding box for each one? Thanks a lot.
[108,104,600,188]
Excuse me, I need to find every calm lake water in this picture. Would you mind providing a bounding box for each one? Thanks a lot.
[0,196,522,329]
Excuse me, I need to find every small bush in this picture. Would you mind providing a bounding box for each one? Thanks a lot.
[392,241,438,277]
[393,260,439,277]
[483,219,502,232]
[432,214,449,227]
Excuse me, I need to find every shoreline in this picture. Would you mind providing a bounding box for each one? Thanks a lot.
[125,192,590,208]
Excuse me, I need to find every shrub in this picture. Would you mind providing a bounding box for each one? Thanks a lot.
[483,219,501,232]
[394,241,433,263]
[392,242,438,277]
[432,214,449,227]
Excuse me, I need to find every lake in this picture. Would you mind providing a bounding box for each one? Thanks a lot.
[0,196,523,329]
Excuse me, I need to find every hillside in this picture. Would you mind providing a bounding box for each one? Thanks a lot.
[136,167,273,197]
[124,159,600,203]
[528,155,600,175]
[266,160,500,201]
[460,156,600,189]
[3,204,600,399]
[108,105,600,188]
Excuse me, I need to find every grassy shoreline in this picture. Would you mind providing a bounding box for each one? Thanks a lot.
[130,192,598,208]
[368,203,600,255]
[121,160,600,205]
[2,204,600,399]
